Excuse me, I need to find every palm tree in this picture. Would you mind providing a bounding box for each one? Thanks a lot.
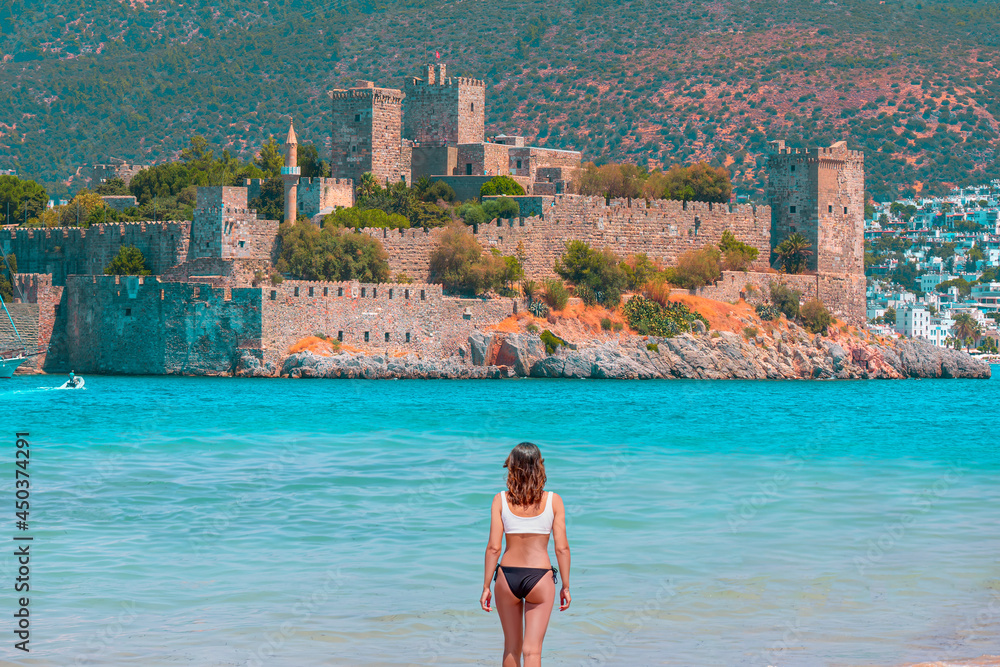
[775,233,813,274]
[357,172,380,202]
[951,313,982,351]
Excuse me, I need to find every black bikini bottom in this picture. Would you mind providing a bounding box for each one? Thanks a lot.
[494,564,558,600]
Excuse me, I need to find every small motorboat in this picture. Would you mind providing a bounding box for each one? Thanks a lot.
[60,373,85,389]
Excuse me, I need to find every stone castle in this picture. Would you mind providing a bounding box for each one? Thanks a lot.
[0,64,866,376]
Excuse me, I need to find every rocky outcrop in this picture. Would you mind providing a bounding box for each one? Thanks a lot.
[276,330,991,380]
[880,339,992,379]
[280,350,510,379]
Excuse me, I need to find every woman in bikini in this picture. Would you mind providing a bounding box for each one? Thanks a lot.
[480,442,571,667]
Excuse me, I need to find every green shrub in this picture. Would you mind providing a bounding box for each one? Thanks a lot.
[482,197,520,220]
[755,303,780,321]
[612,321,624,332]
[323,207,410,229]
[769,282,801,319]
[480,175,526,197]
[743,326,759,339]
[554,240,627,306]
[800,299,833,334]
[103,245,151,276]
[277,221,388,282]
[718,230,760,271]
[646,342,659,352]
[522,279,539,302]
[667,245,721,289]
[457,202,487,226]
[526,323,540,333]
[428,225,516,295]
[576,284,597,306]
[540,329,568,354]
[600,317,612,330]
[622,295,709,337]
[543,278,570,310]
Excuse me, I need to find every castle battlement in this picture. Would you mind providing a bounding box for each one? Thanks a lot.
[329,88,405,105]
[4,220,190,240]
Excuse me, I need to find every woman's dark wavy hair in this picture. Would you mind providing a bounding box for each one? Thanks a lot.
[504,442,546,506]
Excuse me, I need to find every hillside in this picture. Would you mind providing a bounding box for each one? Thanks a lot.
[1,0,999,200]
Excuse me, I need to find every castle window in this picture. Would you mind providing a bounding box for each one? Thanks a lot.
[308,286,314,297]
[385,332,390,342]
[294,286,300,296]
[239,240,245,248]
[125,308,131,317]
[373,287,377,298]
[361,287,366,297]
[789,206,796,213]
[364,331,370,342]
[323,287,328,296]
[338,331,343,341]
[270,290,276,300]
[389,288,394,299]
[338,287,344,297]
[405,289,410,299]
[466,163,473,175]
[405,332,411,343]
[844,206,848,214]
[829,205,833,213]
[790,165,796,172]
[420,289,426,301]
[471,102,475,112]
[516,160,522,169]
[355,114,361,122]
[352,146,357,153]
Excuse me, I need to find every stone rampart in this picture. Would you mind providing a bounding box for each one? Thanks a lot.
[9,273,66,371]
[694,270,866,326]
[363,195,772,282]
[260,279,519,367]
[62,275,263,375]
[2,221,192,286]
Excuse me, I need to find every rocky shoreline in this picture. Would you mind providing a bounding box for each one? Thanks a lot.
[245,327,991,380]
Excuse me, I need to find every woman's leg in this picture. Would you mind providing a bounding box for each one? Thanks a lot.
[494,568,524,667]
[521,574,555,667]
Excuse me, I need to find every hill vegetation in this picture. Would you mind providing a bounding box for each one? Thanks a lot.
[1,0,999,200]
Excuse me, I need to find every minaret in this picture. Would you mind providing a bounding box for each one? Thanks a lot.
[281,120,300,224]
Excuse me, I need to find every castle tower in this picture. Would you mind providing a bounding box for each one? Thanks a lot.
[403,64,486,146]
[281,121,300,224]
[766,140,865,274]
[329,81,409,186]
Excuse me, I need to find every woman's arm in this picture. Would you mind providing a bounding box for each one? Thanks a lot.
[480,493,504,612]
[551,493,572,610]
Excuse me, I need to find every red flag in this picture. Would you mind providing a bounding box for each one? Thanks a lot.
[435,50,440,60]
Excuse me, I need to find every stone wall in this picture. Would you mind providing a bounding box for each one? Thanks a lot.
[411,145,457,181]
[2,221,191,286]
[9,273,66,371]
[330,85,407,186]
[296,177,354,217]
[457,142,509,176]
[191,186,278,261]
[259,279,518,366]
[694,270,866,326]
[62,275,263,375]
[402,64,486,146]
[509,146,582,184]
[360,195,772,283]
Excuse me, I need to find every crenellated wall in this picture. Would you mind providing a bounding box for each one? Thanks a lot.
[260,279,519,366]
[359,194,772,282]
[2,221,191,286]
[62,275,263,375]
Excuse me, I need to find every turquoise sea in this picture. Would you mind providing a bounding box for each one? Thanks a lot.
[2,373,999,666]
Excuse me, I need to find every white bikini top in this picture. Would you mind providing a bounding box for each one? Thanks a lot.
[501,491,554,535]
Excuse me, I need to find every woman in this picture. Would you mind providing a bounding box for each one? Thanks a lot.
[481,442,571,667]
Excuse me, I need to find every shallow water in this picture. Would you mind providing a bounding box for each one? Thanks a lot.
[2,373,998,666]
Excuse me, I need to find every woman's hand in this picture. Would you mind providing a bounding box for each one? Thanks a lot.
[480,587,492,612]
[559,587,571,611]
